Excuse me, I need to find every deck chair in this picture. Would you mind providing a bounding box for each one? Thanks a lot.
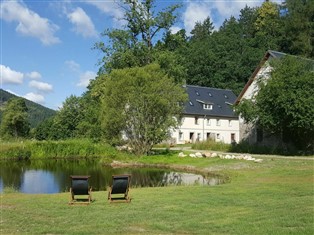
[69,175,92,205]
[108,174,131,202]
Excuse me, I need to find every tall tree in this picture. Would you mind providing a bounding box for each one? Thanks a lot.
[190,16,214,41]
[254,0,281,50]
[279,0,314,58]
[53,95,83,139]
[94,0,181,73]
[0,98,30,139]
[99,64,187,155]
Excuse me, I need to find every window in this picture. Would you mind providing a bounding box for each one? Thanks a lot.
[189,101,193,106]
[203,104,213,110]
[207,118,211,126]
[208,92,212,97]
[217,133,220,139]
[195,117,199,125]
[195,91,200,96]
[229,120,232,127]
[179,132,184,141]
[216,119,221,126]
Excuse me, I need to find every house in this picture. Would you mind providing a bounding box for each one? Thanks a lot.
[171,85,240,144]
[235,50,287,145]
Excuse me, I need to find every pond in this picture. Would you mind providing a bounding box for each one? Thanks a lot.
[0,159,224,194]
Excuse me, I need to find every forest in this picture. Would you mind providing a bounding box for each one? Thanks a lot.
[0,0,313,153]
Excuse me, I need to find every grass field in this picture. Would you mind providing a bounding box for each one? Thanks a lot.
[1,154,313,234]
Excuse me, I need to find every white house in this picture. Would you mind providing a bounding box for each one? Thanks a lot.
[171,85,240,144]
[235,50,286,145]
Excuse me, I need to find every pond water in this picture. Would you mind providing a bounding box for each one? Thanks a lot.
[0,159,224,194]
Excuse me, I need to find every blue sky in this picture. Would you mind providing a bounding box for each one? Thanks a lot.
[1,0,268,110]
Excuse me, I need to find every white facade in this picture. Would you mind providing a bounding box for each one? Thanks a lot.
[172,115,240,144]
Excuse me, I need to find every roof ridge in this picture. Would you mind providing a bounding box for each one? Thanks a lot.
[186,85,233,92]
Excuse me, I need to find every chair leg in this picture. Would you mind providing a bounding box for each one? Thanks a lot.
[69,188,74,204]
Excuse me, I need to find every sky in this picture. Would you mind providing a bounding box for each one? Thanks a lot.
[1,0,270,110]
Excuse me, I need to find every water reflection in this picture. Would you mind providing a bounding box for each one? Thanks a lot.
[0,159,224,194]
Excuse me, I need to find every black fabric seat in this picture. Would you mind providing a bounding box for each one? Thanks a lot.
[108,175,131,202]
[69,175,92,204]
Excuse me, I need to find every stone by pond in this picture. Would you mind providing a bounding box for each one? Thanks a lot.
[0,159,225,194]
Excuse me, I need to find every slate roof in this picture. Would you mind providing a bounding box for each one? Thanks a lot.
[184,85,238,118]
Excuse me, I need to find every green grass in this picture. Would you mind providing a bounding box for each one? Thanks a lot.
[1,156,313,234]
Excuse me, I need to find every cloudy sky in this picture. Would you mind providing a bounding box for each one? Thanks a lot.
[1,0,266,110]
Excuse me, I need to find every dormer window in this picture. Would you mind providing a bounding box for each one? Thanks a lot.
[203,104,213,110]
[189,101,193,106]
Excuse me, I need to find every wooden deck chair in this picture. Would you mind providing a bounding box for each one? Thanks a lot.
[108,174,131,202]
[69,175,92,205]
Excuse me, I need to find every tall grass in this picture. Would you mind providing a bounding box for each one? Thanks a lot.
[0,139,129,160]
[191,139,231,152]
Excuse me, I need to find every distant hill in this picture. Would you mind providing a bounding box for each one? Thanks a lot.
[0,89,57,128]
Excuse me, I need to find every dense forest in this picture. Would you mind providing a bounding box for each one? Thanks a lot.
[1,0,313,152]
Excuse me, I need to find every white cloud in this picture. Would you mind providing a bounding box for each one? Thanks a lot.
[23,92,45,104]
[0,64,24,84]
[29,80,53,92]
[26,71,42,80]
[183,2,212,35]
[77,71,96,87]
[65,60,80,72]
[0,1,60,45]
[67,7,98,38]
[183,0,264,34]
[170,26,181,34]
[85,1,124,27]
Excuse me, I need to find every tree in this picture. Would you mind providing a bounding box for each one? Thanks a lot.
[190,16,214,41]
[52,95,83,139]
[0,98,30,139]
[254,0,282,50]
[237,56,314,151]
[99,64,187,155]
[279,0,314,58]
[94,0,181,73]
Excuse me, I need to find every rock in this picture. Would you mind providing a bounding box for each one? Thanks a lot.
[203,152,212,158]
[189,153,196,158]
[225,154,231,159]
[195,152,203,158]
[211,153,218,158]
[254,159,263,163]
[178,152,186,157]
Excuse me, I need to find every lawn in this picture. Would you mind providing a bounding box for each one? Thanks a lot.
[1,155,313,234]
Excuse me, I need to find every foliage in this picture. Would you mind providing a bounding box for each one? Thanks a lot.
[0,97,30,139]
[279,0,314,58]
[98,64,187,155]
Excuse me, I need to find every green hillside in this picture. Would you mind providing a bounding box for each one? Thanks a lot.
[0,89,56,128]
